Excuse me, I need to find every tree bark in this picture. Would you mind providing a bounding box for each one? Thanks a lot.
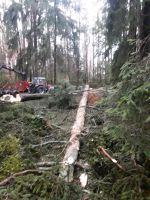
[92,31,95,81]
[60,85,89,182]
[140,0,150,58]
[73,31,80,87]
[54,0,57,84]
[0,93,49,102]
[128,0,138,52]
[32,0,38,76]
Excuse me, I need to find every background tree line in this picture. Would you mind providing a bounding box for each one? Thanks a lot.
[0,0,82,85]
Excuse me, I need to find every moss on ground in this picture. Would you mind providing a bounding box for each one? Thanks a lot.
[0,99,82,199]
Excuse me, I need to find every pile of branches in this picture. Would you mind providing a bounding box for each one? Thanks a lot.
[48,83,77,109]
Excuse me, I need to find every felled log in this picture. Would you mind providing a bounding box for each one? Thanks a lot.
[60,85,89,182]
[20,93,50,101]
[37,160,90,169]
[0,93,50,102]
[0,94,21,102]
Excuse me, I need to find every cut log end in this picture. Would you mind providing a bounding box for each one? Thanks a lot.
[0,94,21,102]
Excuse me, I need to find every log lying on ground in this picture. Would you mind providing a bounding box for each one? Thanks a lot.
[37,160,90,169]
[0,93,50,102]
[60,85,89,182]
[0,94,21,102]
[20,93,50,101]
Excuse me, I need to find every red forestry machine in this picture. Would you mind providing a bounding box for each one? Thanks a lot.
[0,64,29,97]
[0,64,49,97]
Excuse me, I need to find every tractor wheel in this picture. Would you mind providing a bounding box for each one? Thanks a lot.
[36,86,45,94]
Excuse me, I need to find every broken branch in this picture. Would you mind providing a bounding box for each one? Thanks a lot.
[0,169,41,186]
[32,140,67,148]
[98,146,125,171]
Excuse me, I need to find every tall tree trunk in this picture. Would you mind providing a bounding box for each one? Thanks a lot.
[92,31,95,81]
[84,32,89,83]
[140,0,150,58]
[47,20,52,82]
[66,39,70,80]
[76,49,80,87]
[85,48,88,83]
[128,0,138,52]
[33,0,38,76]
[111,0,139,84]
[73,31,80,87]
[54,0,57,84]
[77,1,81,86]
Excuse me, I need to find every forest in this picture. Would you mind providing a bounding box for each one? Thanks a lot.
[0,0,150,199]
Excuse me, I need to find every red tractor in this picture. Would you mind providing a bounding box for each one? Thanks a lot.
[0,64,49,96]
[28,77,48,94]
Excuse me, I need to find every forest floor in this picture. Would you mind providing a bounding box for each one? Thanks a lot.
[0,86,149,200]
[0,96,80,166]
[0,87,107,199]
[23,98,79,164]
[0,92,86,199]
